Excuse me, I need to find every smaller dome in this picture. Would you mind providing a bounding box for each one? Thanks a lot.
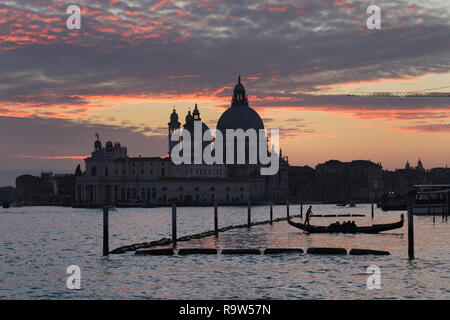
[105,141,113,151]
[185,110,193,123]
[170,107,178,122]
[193,103,200,119]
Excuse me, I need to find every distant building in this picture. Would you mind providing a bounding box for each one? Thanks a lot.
[15,172,75,205]
[314,160,383,202]
[75,77,289,207]
[288,165,315,200]
[0,186,15,203]
[405,160,411,170]
[416,158,425,172]
[289,160,384,202]
[429,167,450,184]
[383,159,430,197]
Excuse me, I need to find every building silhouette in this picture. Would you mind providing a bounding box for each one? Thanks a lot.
[75,77,289,207]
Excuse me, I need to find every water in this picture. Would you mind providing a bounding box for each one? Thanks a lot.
[0,205,448,299]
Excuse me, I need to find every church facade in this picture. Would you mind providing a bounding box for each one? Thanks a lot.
[75,77,289,207]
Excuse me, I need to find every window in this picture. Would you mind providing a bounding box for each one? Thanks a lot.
[91,166,97,176]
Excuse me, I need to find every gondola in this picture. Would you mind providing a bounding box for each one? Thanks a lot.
[287,214,404,234]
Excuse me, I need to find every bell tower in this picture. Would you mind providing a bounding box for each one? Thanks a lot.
[232,76,248,106]
[168,107,181,155]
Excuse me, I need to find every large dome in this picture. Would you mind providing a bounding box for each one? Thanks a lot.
[216,77,264,132]
[217,106,264,132]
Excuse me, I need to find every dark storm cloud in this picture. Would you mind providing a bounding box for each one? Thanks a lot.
[0,0,449,113]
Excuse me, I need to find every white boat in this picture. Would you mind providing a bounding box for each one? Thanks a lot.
[413,185,450,215]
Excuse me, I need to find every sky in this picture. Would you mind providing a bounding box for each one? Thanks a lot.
[0,0,449,186]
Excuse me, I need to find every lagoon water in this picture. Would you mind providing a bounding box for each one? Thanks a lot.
[0,204,449,299]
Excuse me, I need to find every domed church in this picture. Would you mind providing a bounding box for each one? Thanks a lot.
[75,77,289,207]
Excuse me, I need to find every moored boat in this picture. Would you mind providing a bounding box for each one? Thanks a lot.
[287,214,404,234]
[413,185,450,215]
[381,193,407,211]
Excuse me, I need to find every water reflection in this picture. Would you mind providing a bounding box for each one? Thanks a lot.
[0,205,448,299]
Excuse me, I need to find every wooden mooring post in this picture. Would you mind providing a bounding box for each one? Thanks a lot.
[431,204,435,224]
[214,202,218,237]
[172,204,177,246]
[447,191,450,218]
[247,201,251,228]
[269,203,273,224]
[407,190,415,260]
[103,206,109,256]
[371,200,374,219]
[286,200,290,219]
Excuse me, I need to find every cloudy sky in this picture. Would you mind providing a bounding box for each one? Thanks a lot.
[0,0,449,186]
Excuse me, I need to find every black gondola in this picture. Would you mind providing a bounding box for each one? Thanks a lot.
[287,214,404,234]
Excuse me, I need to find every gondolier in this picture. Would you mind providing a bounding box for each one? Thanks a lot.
[305,205,313,226]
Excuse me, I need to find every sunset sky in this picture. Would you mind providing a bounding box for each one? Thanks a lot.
[0,0,449,186]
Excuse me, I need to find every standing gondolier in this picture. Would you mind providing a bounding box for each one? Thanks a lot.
[305,205,313,226]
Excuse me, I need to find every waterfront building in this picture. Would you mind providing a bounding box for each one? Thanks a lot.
[75,77,289,207]
[289,160,384,202]
[15,172,75,205]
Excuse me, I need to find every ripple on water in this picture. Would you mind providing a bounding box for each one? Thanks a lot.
[0,205,448,299]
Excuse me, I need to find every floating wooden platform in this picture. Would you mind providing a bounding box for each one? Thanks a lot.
[178,248,218,255]
[135,248,174,255]
[133,247,390,256]
[307,247,348,255]
[222,249,262,255]
[264,248,304,254]
[349,248,390,255]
